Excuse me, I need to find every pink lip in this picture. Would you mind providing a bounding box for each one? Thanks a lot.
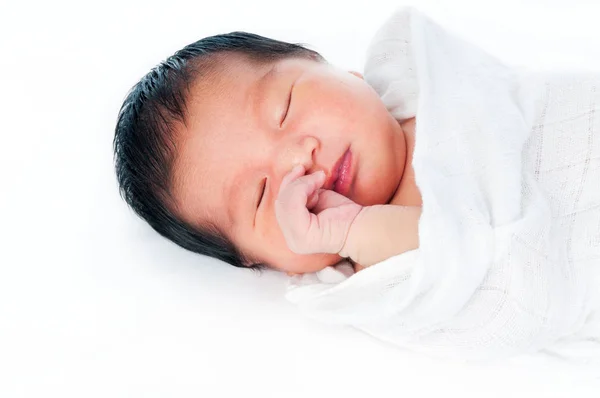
[332,149,353,196]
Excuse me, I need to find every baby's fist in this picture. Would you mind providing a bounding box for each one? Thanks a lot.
[275,165,363,255]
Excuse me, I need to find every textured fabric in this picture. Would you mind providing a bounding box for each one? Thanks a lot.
[285,7,600,365]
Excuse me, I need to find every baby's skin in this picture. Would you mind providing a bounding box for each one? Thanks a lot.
[171,53,422,275]
[276,164,421,271]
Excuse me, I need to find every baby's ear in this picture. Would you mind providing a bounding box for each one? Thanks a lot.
[349,71,364,80]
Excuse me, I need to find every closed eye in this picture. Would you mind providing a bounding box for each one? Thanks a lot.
[256,177,267,209]
[280,84,293,127]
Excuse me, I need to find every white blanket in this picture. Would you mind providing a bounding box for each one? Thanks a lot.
[285,7,600,366]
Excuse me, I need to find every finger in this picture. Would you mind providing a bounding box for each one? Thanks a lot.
[312,204,363,253]
[278,164,305,196]
[276,173,324,238]
[307,189,320,210]
[311,189,356,213]
[277,170,326,208]
[275,171,326,252]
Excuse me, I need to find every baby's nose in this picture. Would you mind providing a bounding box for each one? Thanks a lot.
[276,135,319,177]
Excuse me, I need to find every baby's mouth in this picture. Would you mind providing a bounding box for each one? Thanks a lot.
[330,148,353,196]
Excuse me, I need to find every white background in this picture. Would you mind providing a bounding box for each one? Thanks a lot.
[1,0,600,397]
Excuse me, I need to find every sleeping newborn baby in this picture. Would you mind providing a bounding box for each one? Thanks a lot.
[115,7,600,364]
[113,31,422,275]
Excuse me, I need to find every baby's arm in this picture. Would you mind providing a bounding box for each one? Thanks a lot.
[339,205,421,268]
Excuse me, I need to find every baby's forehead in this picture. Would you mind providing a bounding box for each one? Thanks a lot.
[189,52,269,90]
[181,54,269,126]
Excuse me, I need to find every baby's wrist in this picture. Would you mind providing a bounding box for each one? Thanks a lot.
[338,204,417,267]
[338,205,372,262]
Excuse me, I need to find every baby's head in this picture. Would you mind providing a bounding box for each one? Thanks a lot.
[114,32,407,275]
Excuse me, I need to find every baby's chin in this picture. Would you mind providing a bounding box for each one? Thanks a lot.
[352,181,399,207]
[313,253,344,271]
[279,252,341,275]
[351,160,403,207]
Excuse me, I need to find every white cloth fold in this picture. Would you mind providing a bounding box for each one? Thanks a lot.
[285,7,600,365]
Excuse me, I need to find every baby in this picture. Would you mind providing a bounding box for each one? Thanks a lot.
[113,32,422,276]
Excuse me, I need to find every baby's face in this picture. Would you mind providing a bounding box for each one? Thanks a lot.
[172,53,408,274]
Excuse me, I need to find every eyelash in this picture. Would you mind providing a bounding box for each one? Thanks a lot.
[257,177,267,209]
[280,84,293,126]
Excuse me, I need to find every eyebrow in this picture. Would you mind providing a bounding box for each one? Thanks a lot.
[224,64,278,231]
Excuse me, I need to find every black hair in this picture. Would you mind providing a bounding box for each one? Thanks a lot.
[113,31,326,270]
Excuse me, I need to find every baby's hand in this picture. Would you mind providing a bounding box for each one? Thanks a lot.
[275,165,363,255]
